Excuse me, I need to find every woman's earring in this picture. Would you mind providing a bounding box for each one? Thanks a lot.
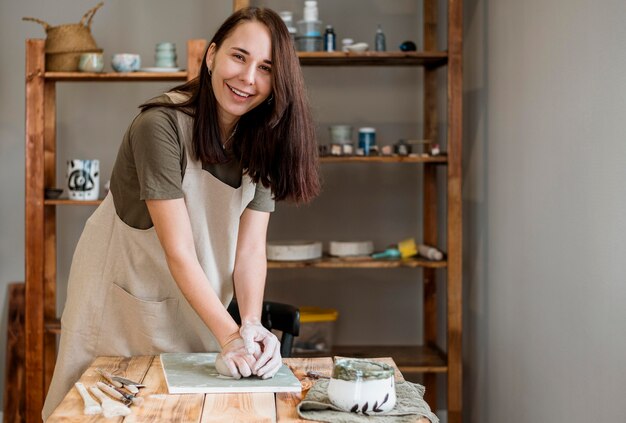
[267,94,273,105]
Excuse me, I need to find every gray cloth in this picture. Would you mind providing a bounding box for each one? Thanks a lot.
[297,379,439,423]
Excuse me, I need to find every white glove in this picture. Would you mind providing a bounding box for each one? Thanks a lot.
[240,320,282,379]
[215,335,256,379]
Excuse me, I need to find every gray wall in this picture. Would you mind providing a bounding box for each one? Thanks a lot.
[2,0,625,421]
[464,0,626,422]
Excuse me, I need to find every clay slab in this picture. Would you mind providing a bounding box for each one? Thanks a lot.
[160,353,301,394]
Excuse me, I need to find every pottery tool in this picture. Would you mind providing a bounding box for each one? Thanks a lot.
[97,368,145,393]
[74,382,102,415]
[371,238,418,260]
[266,241,322,261]
[329,241,374,257]
[96,381,144,406]
[89,386,132,418]
[418,244,444,261]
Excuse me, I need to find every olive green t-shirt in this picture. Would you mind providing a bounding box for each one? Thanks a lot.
[110,95,275,229]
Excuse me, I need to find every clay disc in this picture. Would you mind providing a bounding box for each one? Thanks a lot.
[267,241,323,261]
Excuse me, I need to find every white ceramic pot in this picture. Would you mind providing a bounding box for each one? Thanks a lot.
[327,359,396,414]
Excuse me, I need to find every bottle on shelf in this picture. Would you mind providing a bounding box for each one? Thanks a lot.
[375,24,386,51]
[279,11,297,42]
[296,0,323,52]
[324,25,336,52]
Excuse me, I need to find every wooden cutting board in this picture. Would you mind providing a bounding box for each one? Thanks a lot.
[160,353,302,394]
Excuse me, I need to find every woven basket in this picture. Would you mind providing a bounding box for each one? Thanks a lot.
[23,2,104,71]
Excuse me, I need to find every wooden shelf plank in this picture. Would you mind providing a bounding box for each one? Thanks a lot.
[294,345,448,373]
[44,71,187,82]
[298,51,448,67]
[44,198,102,206]
[268,256,446,269]
[321,154,447,163]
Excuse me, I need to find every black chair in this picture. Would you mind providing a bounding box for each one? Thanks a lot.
[227,299,300,357]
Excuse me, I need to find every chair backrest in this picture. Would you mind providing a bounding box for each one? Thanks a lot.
[227,299,300,358]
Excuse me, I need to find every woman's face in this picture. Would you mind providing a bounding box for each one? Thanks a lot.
[207,21,273,131]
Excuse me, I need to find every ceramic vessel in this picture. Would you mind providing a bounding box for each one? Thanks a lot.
[78,53,104,72]
[327,359,396,414]
[66,159,99,201]
[344,42,369,52]
[154,42,177,68]
[329,125,353,144]
[111,54,141,72]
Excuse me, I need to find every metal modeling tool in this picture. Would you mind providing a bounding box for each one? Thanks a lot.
[96,368,145,394]
[97,381,144,406]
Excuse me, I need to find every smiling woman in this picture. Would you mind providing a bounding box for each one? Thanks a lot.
[207,21,274,130]
[42,7,320,421]
[142,6,319,202]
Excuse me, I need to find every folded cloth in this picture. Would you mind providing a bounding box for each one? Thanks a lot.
[297,379,439,423]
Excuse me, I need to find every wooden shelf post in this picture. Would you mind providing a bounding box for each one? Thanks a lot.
[423,0,440,411]
[24,38,46,423]
[447,0,464,422]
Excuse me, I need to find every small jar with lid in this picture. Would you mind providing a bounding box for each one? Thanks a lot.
[327,358,396,414]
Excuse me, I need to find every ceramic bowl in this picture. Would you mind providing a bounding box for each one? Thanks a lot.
[344,42,369,53]
[327,358,396,414]
[78,53,104,72]
[44,188,64,199]
[329,125,353,144]
[111,53,141,72]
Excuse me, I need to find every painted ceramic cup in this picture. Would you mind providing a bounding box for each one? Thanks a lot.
[78,53,104,72]
[327,358,396,414]
[111,53,141,72]
[67,159,99,201]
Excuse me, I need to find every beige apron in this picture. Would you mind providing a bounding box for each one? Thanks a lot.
[43,92,256,420]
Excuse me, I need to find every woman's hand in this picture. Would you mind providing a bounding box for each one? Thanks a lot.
[240,321,282,379]
[215,334,257,379]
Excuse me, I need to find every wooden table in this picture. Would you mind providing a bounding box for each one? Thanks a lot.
[48,355,430,422]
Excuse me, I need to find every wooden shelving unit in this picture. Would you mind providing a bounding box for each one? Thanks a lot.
[24,1,462,422]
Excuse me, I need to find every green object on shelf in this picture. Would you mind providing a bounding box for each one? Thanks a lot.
[371,248,402,259]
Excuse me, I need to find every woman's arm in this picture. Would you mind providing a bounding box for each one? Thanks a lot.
[232,208,282,378]
[146,198,241,347]
[233,208,270,322]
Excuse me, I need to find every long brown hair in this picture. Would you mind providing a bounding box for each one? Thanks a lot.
[142,7,319,203]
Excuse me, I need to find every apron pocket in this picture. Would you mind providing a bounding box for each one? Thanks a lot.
[96,282,179,356]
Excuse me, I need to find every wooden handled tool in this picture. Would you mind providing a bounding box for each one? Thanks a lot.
[74,382,102,415]
[97,381,144,406]
[97,368,144,393]
[89,386,131,418]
